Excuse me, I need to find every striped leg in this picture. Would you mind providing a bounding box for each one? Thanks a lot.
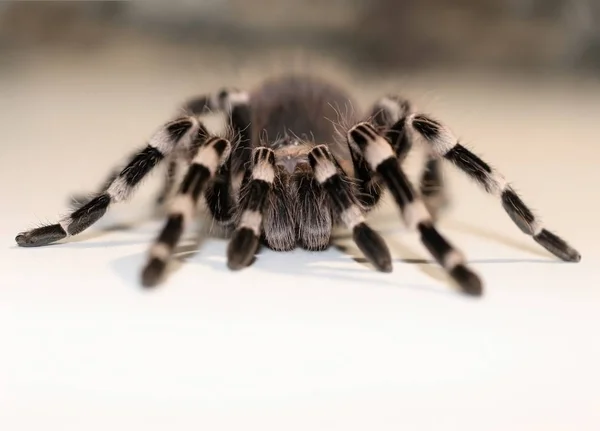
[204,89,253,225]
[370,95,413,162]
[370,96,448,219]
[15,117,203,248]
[348,123,483,296]
[346,95,412,211]
[181,88,244,115]
[142,136,232,287]
[404,113,581,263]
[226,147,276,270]
[419,157,449,221]
[184,87,252,172]
[308,145,392,272]
[69,167,120,207]
[348,140,384,210]
[155,158,180,208]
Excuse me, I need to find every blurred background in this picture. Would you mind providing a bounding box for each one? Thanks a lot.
[2,0,600,72]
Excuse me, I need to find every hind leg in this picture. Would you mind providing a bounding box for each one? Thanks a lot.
[16,117,204,247]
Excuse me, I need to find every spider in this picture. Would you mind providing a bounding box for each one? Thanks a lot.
[15,74,581,296]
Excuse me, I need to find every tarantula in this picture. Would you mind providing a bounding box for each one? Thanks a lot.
[15,74,581,295]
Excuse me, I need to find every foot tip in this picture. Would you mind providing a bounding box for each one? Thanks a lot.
[226,228,259,271]
[15,233,37,247]
[352,222,393,273]
[375,257,393,273]
[566,251,582,263]
[533,229,582,264]
[226,258,250,271]
[141,258,166,288]
[15,234,26,246]
[451,265,484,297]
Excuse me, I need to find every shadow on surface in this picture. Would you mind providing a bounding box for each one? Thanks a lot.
[445,220,551,259]
[107,225,560,300]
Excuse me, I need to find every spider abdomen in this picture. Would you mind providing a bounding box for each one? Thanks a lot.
[250,75,359,164]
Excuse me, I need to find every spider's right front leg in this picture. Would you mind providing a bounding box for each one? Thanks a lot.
[15,116,204,247]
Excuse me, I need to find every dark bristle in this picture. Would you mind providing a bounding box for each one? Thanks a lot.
[412,115,442,141]
[157,214,184,249]
[501,188,537,235]
[120,146,164,187]
[141,258,167,288]
[227,228,259,270]
[443,144,493,191]
[386,117,412,161]
[15,224,67,247]
[449,265,483,297]
[534,229,581,262]
[352,222,393,272]
[67,193,112,236]
[420,159,443,197]
[165,119,193,143]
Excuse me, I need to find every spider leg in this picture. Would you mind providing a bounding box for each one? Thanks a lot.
[70,88,252,210]
[141,136,232,287]
[182,87,248,116]
[348,122,483,296]
[204,89,253,225]
[69,167,121,207]
[400,112,581,263]
[154,157,181,208]
[369,96,449,220]
[347,135,384,210]
[15,117,205,247]
[419,157,449,221]
[308,144,392,272]
[226,147,277,270]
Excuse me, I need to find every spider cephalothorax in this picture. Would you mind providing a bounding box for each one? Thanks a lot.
[15,74,581,296]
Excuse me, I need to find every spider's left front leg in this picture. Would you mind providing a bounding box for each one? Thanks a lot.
[226,147,277,270]
[141,135,232,287]
[347,122,483,296]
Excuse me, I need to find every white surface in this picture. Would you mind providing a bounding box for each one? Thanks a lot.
[1,41,600,430]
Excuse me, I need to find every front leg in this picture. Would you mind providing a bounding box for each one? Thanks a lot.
[226,147,277,270]
[142,136,232,287]
[347,122,483,296]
